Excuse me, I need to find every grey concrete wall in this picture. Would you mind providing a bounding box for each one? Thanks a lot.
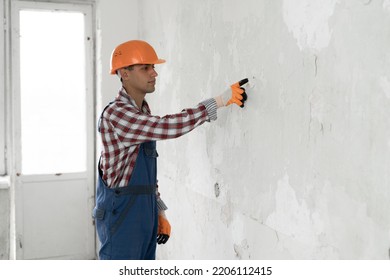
[97,0,390,259]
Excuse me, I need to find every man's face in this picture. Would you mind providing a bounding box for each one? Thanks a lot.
[123,64,158,94]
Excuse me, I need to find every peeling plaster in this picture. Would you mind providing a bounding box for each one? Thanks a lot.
[234,239,250,259]
[265,174,323,246]
[282,0,338,52]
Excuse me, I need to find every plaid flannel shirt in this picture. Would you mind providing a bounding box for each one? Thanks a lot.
[99,87,218,188]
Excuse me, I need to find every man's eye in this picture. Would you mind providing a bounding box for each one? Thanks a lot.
[141,65,154,71]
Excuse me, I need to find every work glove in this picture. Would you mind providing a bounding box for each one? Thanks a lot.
[215,78,249,108]
[157,211,171,245]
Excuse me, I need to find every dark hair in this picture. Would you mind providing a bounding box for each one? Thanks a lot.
[117,65,134,82]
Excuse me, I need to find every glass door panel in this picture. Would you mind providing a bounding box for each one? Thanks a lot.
[19,10,87,175]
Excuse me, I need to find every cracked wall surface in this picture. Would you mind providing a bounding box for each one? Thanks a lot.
[98,0,390,259]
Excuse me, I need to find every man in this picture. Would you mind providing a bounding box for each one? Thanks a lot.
[93,40,248,260]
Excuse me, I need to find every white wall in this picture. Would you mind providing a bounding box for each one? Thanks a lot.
[96,0,139,111]
[97,0,390,259]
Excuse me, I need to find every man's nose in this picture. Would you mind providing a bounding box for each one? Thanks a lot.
[150,68,158,77]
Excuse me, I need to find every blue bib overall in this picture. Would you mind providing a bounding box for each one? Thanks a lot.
[93,103,158,259]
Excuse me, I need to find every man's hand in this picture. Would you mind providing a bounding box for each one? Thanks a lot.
[227,78,249,107]
[215,78,249,108]
[157,213,171,245]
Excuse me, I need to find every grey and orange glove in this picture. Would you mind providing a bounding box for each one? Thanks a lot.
[215,78,249,108]
[157,211,171,245]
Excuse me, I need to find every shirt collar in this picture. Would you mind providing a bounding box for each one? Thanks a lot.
[116,87,151,114]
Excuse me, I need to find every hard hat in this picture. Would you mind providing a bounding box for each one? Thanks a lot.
[110,40,166,74]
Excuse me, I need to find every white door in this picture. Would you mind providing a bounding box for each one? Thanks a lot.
[11,1,95,259]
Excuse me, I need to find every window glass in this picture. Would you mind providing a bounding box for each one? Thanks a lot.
[19,10,87,174]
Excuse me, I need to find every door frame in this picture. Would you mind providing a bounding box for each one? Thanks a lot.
[9,0,96,259]
[0,0,6,176]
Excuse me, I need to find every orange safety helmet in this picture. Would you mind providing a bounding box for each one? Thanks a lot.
[110,40,166,74]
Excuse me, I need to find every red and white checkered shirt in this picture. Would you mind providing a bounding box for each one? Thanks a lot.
[99,87,218,187]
